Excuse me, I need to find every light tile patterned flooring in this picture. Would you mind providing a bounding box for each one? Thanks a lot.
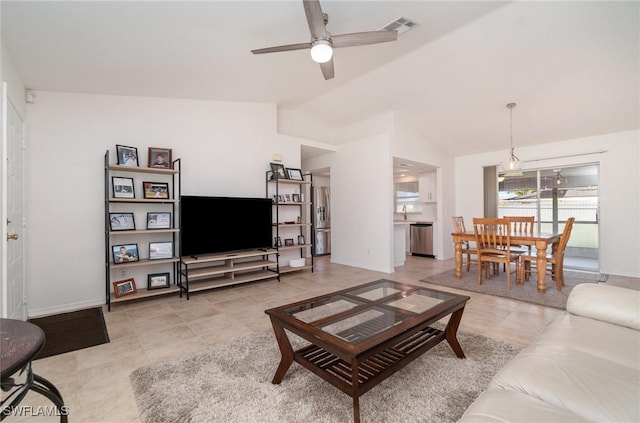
[12,256,639,422]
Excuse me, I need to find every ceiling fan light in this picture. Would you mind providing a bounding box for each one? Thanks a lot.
[310,40,333,63]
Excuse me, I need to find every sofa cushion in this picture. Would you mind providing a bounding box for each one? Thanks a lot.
[458,389,592,422]
[488,341,640,423]
[567,283,640,330]
[534,312,640,369]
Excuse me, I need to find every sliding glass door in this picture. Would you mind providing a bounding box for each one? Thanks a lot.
[498,164,599,271]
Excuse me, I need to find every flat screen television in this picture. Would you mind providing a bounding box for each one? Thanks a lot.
[180,195,273,257]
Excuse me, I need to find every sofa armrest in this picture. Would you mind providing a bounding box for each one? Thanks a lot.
[567,284,640,330]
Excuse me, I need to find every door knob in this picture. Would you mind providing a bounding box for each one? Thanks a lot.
[7,233,18,241]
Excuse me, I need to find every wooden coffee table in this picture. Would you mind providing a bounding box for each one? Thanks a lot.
[265,279,470,423]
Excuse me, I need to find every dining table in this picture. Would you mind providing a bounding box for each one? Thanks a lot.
[451,230,562,293]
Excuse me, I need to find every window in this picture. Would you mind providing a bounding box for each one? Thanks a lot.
[395,181,422,213]
[496,164,599,270]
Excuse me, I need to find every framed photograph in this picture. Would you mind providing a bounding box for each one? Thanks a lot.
[148,147,172,169]
[149,241,173,260]
[274,236,282,247]
[143,181,169,199]
[277,195,284,203]
[109,212,136,231]
[292,194,300,202]
[284,238,294,246]
[147,272,170,290]
[112,177,135,199]
[285,194,291,202]
[146,212,171,229]
[270,162,287,180]
[298,235,306,245]
[116,145,139,167]
[112,244,139,264]
[113,278,137,298]
[287,168,304,181]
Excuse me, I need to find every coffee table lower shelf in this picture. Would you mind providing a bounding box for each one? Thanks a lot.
[294,326,446,397]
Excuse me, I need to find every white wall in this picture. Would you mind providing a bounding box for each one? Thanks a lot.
[305,134,394,273]
[391,113,456,260]
[25,91,304,315]
[1,43,27,119]
[455,130,640,277]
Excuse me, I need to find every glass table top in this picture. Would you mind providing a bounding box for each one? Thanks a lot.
[276,280,462,345]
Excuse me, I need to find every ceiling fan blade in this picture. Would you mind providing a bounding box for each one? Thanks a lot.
[304,0,327,39]
[251,42,312,55]
[320,58,334,80]
[332,30,398,48]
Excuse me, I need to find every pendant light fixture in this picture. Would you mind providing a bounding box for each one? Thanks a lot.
[501,102,523,176]
[554,169,567,186]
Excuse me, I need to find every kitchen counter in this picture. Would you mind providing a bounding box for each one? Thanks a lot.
[393,222,413,266]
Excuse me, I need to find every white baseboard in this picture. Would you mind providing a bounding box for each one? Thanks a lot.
[28,298,105,319]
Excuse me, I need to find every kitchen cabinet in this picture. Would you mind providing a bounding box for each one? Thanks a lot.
[419,172,437,203]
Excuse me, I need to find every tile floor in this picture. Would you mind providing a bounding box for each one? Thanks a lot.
[11,256,639,422]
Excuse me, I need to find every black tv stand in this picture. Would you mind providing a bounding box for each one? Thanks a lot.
[179,249,279,299]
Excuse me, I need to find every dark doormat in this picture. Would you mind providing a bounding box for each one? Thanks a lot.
[28,307,110,360]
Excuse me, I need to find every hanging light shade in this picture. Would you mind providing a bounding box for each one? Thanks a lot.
[501,102,522,176]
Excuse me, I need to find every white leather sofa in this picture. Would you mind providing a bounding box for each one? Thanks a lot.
[458,283,640,423]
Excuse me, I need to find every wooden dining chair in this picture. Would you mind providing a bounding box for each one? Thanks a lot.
[451,216,477,272]
[518,217,575,291]
[473,218,521,290]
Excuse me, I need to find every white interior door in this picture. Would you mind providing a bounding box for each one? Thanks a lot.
[1,82,27,320]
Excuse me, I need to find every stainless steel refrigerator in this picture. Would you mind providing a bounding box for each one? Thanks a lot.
[313,186,331,256]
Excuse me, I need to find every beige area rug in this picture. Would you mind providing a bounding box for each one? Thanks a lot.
[130,329,519,423]
[421,268,601,309]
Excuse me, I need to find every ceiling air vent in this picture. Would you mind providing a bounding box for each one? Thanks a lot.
[380,17,418,35]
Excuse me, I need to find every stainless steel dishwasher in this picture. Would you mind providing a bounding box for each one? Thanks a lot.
[410,222,434,257]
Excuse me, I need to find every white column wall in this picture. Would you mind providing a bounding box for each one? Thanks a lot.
[391,115,457,260]
[455,130,640,277]
[305,134,394,273]
[26,91,302,315]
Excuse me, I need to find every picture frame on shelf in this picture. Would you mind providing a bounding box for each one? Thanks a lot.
[143,181,169,199]
[147,272,170,290]
[113,278,137,298]
[149,241,173,260]
[109,212,136,231]
[270,163,287,180]
[148,147,172,169]
[112,177,135,199]
[287,168,304,181]
[284,238,294,246]
[292,194,300,202]
[274,236,282,248]
[285,194,291,202]
[116,145,139,167]
[298,235,305,245]
[278,195,284,203]
[146,212,171,229]
[112,244,139,264]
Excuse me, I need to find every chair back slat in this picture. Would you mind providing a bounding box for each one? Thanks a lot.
[557,217,575,255]
[473,218,511,252]
[451,216,466,233]
[504,216,534,235]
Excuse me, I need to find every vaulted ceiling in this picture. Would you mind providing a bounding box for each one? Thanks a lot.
[2,1,638,156]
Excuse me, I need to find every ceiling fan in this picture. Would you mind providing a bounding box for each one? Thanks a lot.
[251,0,398,80]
